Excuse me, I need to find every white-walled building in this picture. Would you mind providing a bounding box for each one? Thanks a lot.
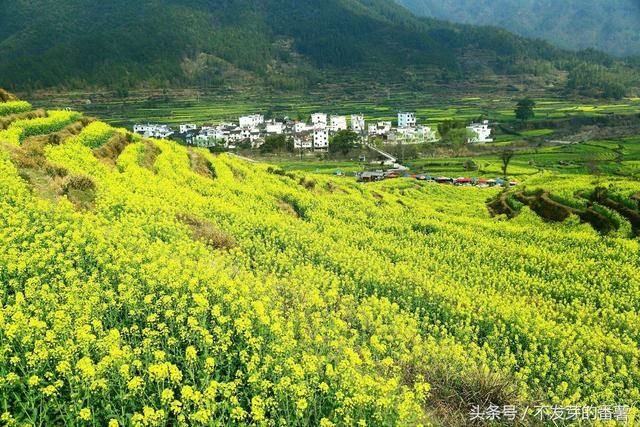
[421,125,438,143]
[294,132,313,149]
[398,112,416,129]
[311,113,328,128]
[330,115,348,132]
[394,125,438,144]
[368,121,393,136]
[294,122,313,133]
[467,120,493,143]
[351,114,365,133]
[239,114,264,129]
[133,124,174,139]
[266,122,285,134]
[194,126,219,146]
[314,128,329,149]
[179,124,197,134]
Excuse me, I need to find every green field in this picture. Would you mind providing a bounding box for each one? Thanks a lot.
[269,136,640,180]
[29,90,640,130]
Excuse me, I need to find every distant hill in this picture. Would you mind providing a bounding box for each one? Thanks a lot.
[0,0,637,97]
[395,0,640,57]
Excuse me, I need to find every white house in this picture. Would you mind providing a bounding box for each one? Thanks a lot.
[294,132,314,149]
[195,124,233,146]
[294,122,313,133]
[351,114,365,133]
[133,124,174,139]
[420,125,438,143]
[398,112,416,129]
[239,114,264,129]
[266,122,285,134]
[467,120,493,143]
[311,113,328,128]
[314,128,329,149]
[179,124,197,134]
[194,126,218,147]
[227,128,244,143]
[368,121,392,136]
[330,115,348,132]
[394,125,438,144]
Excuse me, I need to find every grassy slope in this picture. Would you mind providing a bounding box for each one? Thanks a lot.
[1,96,640,425]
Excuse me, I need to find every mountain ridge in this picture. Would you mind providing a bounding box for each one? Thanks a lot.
[0,0,637,97]
[395,0,640,57]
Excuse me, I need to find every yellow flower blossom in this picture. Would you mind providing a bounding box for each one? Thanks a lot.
[185,346,197,363]
[23,373,39,387]
[161,388,174,404]
[78,408,91,421]
[127,376,144,393]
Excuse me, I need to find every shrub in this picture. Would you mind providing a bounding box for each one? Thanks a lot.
[177,213,236,250]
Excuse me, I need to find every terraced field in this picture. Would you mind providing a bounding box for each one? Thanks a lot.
[29,90,640,131]
[273,136,640,179]
[1,95,640,426]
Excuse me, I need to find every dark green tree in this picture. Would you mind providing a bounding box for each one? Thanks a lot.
[515,98,536,121]
[500,148,515,178]
[602,82,626,100]
[446,128,473,152]
[330,130,360,156]
[437,120,465,139]
[260,135,292,154]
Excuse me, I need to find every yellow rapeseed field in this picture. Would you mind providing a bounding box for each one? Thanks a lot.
[0,102,639,426]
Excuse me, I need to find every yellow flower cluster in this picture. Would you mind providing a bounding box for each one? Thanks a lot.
[0,110,639,425]
[0,100,32,116]
[0,110,81,145]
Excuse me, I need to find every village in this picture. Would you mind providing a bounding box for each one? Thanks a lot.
[133,112,509,186]
[132,112,494,150]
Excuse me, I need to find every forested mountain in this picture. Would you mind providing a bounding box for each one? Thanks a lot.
[0,0,637,96]
[395,0,640,57]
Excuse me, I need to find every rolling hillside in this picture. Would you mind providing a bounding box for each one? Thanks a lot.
[0,0,636,95]
[1,92,640,425]
[396,0,640,57]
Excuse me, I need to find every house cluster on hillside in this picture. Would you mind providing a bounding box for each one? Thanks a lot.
[133,112,493,149]
[133,124,174,139]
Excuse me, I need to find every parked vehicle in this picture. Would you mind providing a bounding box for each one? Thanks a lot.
[435,176,454,184]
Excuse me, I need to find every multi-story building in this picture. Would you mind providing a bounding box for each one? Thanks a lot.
[398,112,416,129]
[179,124,197,134]
[351,114,365,133]
[394,125,438,144]
[313,128,329,149]
[265,121,285,134]
[368,121,392,136]
[467,120,493,143]
[294,122,313,134]
[294,132,314,149]
[239,114,264,129]
[330,115,348,132]
[311,113,328,128]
